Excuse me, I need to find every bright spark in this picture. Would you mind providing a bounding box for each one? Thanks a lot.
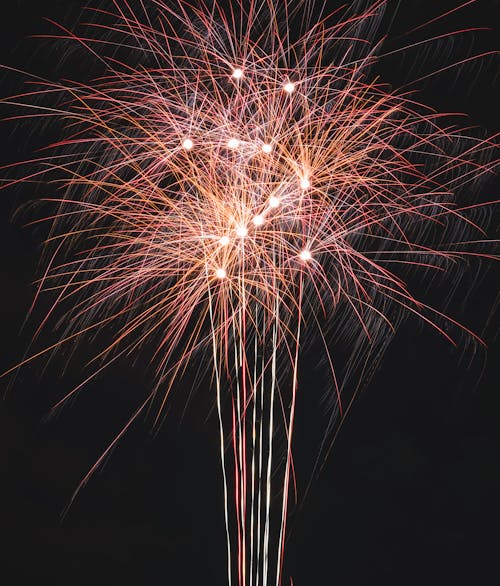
[299,249,312,262]
[253,215,264,226]
[300,177,311,190]
[232,67,244,79]
[215,268,227,279]
[182,138,194,150]
[269,196,280,208]
[219,235,230,246]
[236,225,248,238]
[262,143,273,153]
[227,138,240,149]
[284,81,296,94]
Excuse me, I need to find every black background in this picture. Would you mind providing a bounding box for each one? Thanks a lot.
[1,1,499,585]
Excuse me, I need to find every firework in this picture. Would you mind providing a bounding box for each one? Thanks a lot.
[1,1,497,585]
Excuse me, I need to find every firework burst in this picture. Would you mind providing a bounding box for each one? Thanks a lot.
[1,1,497,584]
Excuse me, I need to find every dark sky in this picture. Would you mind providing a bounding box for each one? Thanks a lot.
[0,1,499,585]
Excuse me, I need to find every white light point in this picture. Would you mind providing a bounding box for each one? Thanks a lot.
[252,214,264,227]
[299,249,312,262]
[284,82,296,94]
[219,235,230,246]
[182,138,194,150]
[216,268,227,279]
[227,138,240,150]
[269,196,280,208]
[236,225,248,238]
[262,142,273,154]
[300,177,311,190]
[232,68,244,80]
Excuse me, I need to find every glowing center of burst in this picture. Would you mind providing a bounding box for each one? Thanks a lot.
[284,82,296,94]
[219,235,230,246]
[232,68,243,79]
[236,226,248,238]
[269,196,280,208]
[300,177,311,190]
[252,215,264,226]
[215,268,227,279]
[299,249,312,262]
[227,138,240,149]
[262,143,273,153]
[182,138,194,150]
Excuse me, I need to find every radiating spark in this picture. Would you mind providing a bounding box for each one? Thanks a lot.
[236,225,248,238]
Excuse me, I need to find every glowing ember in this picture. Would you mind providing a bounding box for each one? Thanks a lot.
[299,249,312,262]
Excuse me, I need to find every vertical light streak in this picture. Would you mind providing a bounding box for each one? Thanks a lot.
[232,315,244,586]
[276,277,303,586]
[263,291,280,586]
[256,332,267,586]
[207,281,232,586]
[249,324,258,586]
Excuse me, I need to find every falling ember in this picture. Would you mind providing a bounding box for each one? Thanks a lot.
[1,1,497,586]
[227,138,240,149]
[299,249,312,262]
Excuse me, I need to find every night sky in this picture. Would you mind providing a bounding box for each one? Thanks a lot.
[1,1,499,585]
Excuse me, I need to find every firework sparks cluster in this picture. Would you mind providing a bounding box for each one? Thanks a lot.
[2,1,497,585]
